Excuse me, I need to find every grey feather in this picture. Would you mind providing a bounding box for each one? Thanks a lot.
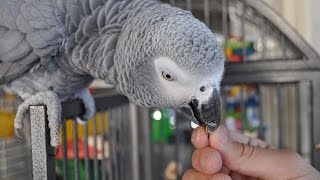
[0,30,25,59]
[16,15,35,33]
[83,9,100,36]
[81,0,92,16]
[0,0,66,85]
[27,32,52,48]
[1,0,226,148]
[1,0,224,111]
[66,0,85,26]
[0,39,32,61]
[0,54,39,84]
[89,0,104,13]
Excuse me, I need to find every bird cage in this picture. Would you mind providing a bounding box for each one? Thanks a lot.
[0,88,33,180]
[0,138,33,180]
[25,92,141,180]
[141,0,320,179]
[0,89,142,180]
[1,0,320,180]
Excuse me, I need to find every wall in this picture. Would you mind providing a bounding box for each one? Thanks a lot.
[263,0,320,55]
[309,0,320,55]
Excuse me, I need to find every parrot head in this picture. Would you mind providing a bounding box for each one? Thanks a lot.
[114,3,224,132]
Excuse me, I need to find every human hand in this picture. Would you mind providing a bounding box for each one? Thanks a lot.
[183,126,320,180]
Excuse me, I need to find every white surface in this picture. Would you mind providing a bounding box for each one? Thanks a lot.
[90,80,114,88]
[263,0,320,55]
[152,110,162,120]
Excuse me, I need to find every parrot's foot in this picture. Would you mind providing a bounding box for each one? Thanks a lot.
[14,91,61,147]
[74,88,96,124]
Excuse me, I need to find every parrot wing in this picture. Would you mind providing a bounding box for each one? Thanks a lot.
[0,0,66,84]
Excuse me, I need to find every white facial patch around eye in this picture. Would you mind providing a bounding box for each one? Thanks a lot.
[153,56,193,97]
[153,56,221,103]
[154,56,197,82]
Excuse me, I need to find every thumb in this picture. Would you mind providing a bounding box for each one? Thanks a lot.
[209,126,311,179]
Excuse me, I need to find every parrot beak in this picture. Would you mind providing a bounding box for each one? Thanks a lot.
[178,88,221,133]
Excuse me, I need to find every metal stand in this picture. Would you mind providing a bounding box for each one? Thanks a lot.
[30,106,56,180]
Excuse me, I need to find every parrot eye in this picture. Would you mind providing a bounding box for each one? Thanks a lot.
[162,71,174,81]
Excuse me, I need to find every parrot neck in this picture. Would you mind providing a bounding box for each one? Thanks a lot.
[65,0,159,85]
[67,35,117,85]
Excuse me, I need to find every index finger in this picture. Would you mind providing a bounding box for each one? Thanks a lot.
[191,126,209,149]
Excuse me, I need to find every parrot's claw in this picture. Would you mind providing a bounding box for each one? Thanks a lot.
[14,128,24,139]
[77,117,88,124]
[74,88,96,122]
[14,91,61,147]
[48,147,59,157]
[53,147,59,156]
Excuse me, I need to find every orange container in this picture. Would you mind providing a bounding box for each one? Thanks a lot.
[0,93,17,138]
[0,111,15,138]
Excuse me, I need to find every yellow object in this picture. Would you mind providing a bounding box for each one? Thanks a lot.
[0,92,109,141]
[0,93,17,138]
[0,110,15,138]
[61,112,109,142]
[0,111,109,140]
[225,47,233,57]
[229,86,241,96]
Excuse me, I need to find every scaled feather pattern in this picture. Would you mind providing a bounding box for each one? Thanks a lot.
[0,0,225,145]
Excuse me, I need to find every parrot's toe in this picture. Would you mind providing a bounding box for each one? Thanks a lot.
[74,88,96,123]
[78,104,95,122]
[49,147,59,156]
[14,91,62,147]
[76,117,88,124]
[14,128,24,139]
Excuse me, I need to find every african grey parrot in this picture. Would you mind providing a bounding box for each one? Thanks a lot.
[0,0,224,147]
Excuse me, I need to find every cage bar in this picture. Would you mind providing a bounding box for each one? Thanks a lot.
[100,111,106,180]
[277,84,283,148]
[298,81,312,162]
[129,103,140,180]
[62,119,69,180]
[169,0,175,6]
[140,108,153,180]
[204,0,210,26]
[186,0,192,11]
[93,114,99,180]
[241,0,247,61]
[280,34,286,59]
[84,123,90,180]
[222,0,229,53]
[72,118,79,180]
[107,109,114,180]
[260,16,266,60]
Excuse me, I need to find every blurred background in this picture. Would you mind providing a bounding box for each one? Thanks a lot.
[1,0,320,180]
[263,0,320,55]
